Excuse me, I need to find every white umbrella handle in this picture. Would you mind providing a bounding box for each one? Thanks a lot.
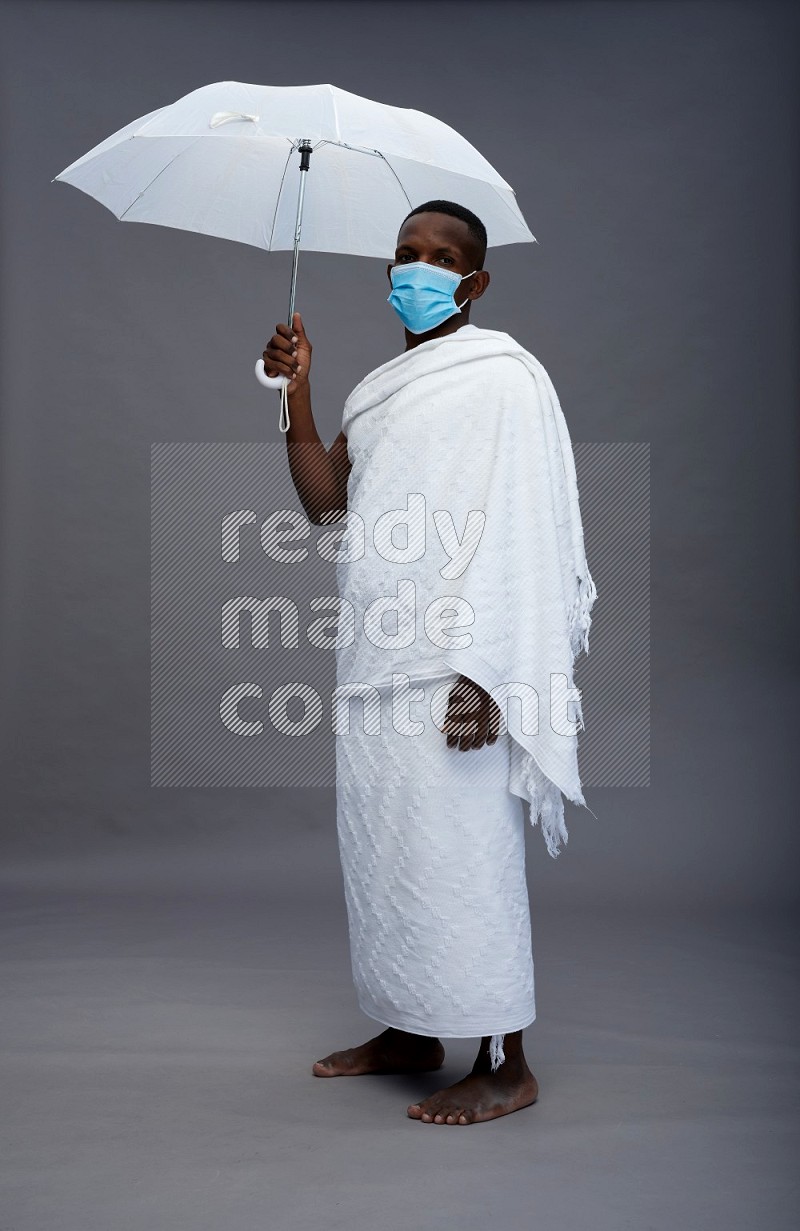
[254,358,288,389]
[254,360,291,432]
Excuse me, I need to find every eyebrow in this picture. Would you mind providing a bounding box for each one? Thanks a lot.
[395,243,460,255]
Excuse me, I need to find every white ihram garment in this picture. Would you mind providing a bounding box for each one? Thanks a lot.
[336,673,536,1052]
[332,324,596,1068]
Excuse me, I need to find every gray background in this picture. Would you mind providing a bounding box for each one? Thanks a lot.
[0,1,797,1228]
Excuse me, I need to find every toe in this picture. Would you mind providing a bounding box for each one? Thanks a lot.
[313,1051,350,1076]
[458,1111,471,1125]
[407,1103,423,1119]
[416,1093,447,1123]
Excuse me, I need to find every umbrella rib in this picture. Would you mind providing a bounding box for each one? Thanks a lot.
[373,151,412,210]
[313,141,413,209]
[268,140,295,251]
[118,135,205,221]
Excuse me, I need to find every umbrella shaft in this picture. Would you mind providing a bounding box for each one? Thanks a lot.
[287,140,313,326]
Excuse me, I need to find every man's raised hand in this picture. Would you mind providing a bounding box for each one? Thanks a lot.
[262,311,312,393]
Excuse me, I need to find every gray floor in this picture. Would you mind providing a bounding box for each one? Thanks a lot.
[1,827,797,1231]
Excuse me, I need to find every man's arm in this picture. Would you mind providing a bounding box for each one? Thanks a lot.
[262,312,352,526]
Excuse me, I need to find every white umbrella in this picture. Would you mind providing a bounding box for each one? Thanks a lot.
[53,80,536,430]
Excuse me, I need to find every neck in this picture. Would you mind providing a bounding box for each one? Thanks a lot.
[404,313,472,351]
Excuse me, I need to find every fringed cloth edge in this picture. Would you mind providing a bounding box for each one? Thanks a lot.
[489,1032,506,1071]
[522,569,598,860]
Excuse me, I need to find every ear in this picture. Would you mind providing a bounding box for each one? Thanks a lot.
[470,270,490,300]
[386,262,394,284]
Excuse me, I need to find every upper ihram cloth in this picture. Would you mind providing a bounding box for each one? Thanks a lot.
[334,323,597,858]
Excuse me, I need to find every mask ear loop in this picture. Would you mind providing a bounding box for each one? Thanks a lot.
[457,270,478,311]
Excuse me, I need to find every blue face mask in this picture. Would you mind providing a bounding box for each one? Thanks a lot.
[387,261,478,334]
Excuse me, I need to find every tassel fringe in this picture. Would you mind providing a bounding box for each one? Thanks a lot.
[489,1033,505,1071]
[568,570,598,663]
[521,752,570,859]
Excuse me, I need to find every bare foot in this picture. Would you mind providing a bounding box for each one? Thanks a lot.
[407,1056,538,1124]
[312,1027,445,1077]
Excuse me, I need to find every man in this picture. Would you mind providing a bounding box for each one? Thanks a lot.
[262,200,595,1126]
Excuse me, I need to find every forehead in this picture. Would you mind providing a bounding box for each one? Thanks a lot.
[395,212,471,255]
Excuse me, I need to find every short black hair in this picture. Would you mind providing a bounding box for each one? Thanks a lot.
[400,199,487,269]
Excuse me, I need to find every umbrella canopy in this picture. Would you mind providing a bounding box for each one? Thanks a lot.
[52,80,535,257]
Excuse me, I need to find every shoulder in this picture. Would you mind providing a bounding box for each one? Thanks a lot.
[457,326,547,372]
[470,343,548,397]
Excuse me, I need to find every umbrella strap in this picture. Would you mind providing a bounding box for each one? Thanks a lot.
[279,383,290,433]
